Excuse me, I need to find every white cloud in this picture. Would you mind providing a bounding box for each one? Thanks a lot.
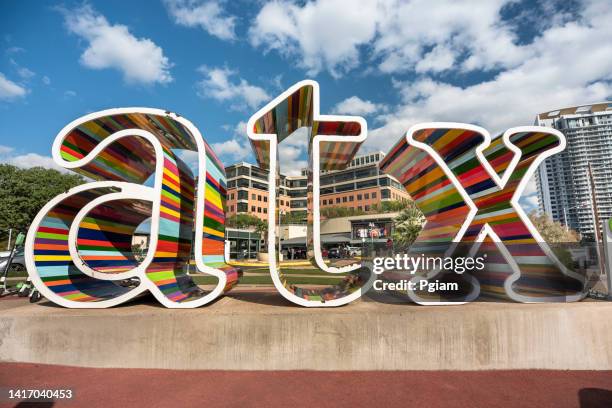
[10,59,35,80]
[64,90,77,98]
[62,5,173,85]
[364,0,612,154]
[249,0,380,77]
[278,127,308,175]
[176,149,199,170]
[163,0,236,41]
[279,146,307,176]
[249,0,527,76]
[5,46,24,55]
[376,0,527,74]
[0,146,68,173]
[196,66,269,110]
[42,75,51,85]
[6,153,65,171]
[332,96,386,116]
[213,139,252,161]
[523,176,538,196]
[271,74,283,91]
[0,73,27,100]
[518,176,539,211]
[519,194,539,213]
[211,120,253,163]
[415,44,455,73]
[0,145,14,155]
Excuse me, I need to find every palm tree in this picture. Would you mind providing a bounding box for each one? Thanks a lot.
[392,201,425,249]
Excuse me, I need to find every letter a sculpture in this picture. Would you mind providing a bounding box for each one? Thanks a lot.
[25,108,241,308]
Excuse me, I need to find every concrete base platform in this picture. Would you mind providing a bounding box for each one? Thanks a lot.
[1,294,611,370]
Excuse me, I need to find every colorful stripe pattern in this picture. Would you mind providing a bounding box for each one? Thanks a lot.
[33,187,133,302]
[250,84,362,171]
[248,82,368,305]
[380,126,584,302]
[28,110,240,307]
[201,140,241,290]
[76,198,149,274]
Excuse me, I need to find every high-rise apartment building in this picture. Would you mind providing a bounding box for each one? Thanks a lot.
[535,102,612,238]
[225,151,410,220]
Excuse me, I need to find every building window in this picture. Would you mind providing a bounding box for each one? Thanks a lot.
[230,205,234,212]
[365,205,370,211]
[372,192,377,199]
[357,194,362,200]
[336,183,354,192]
[237,203,248,213]
[238,190,248,200]
[381,189,390,199]
[252,194,256,200]
[356,179,378,189]
[342,196,347,202]
[230,193,235,200]
[257,207,262,213]
[365,193,370,199]
[258,195,262,201]
[251,206,256,212]
[264,196,267,202]
[356,168,377,179]
[349,196,354,202]
[263,208,267,214]
[336,197,341,204]
[226,168,237,179]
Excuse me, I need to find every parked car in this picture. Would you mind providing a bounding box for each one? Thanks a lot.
[0,248,25,273]
[346,246,362,257]
[328,248,341,259]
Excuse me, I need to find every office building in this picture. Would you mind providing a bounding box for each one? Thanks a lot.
[225,151,410,221]
[535,102,612,238]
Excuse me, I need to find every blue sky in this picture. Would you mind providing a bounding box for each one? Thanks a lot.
[1,0,611,211]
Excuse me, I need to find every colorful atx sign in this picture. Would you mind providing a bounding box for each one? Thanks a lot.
[24,81,586,308]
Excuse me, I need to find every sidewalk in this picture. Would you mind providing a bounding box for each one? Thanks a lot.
[1,363,610,408]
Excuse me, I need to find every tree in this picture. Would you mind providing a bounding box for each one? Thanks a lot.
[528,211,579,243]
[280,210,307,224]
[320,200,408,219]
[370,200,409,214]
[392,200,425,249]
[226,214,263,230]
[0,165,84,234]
[226,213,268,247]
[320,206,365,219]
[528,211,580,269]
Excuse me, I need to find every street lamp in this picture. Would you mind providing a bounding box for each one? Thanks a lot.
[562,201,590,232]
[279,209,286,261]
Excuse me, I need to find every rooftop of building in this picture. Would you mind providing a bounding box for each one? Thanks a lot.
[225,150,387,178]
[537,102,612,120]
